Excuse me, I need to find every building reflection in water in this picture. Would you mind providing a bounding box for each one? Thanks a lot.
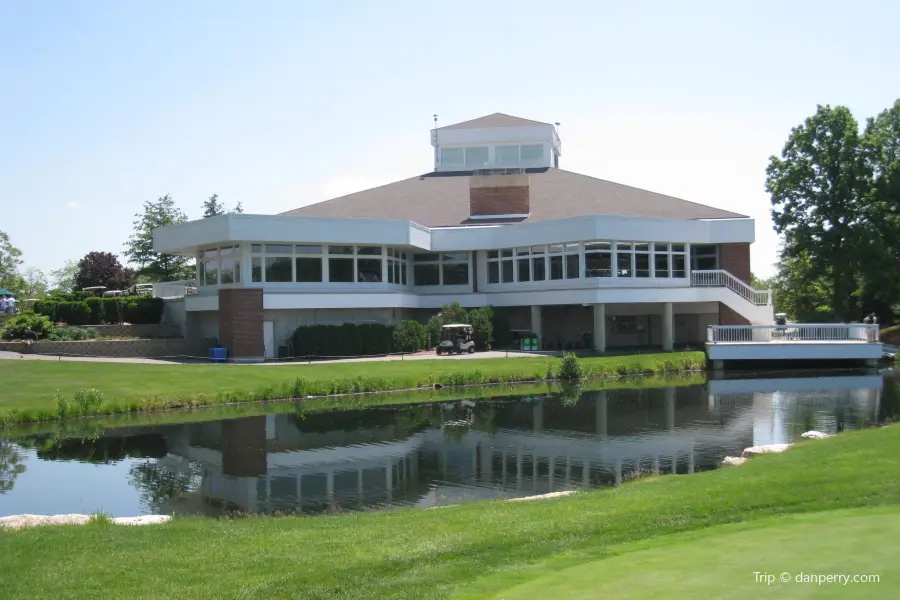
[4,373,891,517]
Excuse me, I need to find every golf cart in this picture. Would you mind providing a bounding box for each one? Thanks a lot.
[436,324,476,355]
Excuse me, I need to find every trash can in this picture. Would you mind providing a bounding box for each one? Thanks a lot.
[209,347,228,363]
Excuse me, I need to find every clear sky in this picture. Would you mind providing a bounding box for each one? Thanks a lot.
[2,0,897,281]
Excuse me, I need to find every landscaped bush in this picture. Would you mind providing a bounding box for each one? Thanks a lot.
[84,297,103,325]
[467,306,494,350]
[101,297,120,324]
[1,313,54,340]
[392,320,429,353]
[56,301,91,326]
[45,326,98,341]
[557,352,584,380]
[290,323,394,357]
[30,296,162,325]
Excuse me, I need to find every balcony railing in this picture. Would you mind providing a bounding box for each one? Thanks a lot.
[708,324,879,344]
[691,270,771,306]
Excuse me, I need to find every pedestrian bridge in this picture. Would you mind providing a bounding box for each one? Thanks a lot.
[706,324,882,367]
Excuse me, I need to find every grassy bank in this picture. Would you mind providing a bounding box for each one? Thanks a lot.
[1,372,707,438]
[0,351,704,425]
[0,424,897,599]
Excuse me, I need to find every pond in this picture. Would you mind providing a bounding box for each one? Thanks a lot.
[1,371,898,518]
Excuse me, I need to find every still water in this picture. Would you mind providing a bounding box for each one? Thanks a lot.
[1,371,898,518]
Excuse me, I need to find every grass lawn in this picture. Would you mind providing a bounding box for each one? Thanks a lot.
[492,509,898,599]
[0,424,897,599]
[0,351,704,424]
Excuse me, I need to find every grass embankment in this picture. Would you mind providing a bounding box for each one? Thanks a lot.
[0,425,897,599]
[0,351,704,425]
[2,372,706,438]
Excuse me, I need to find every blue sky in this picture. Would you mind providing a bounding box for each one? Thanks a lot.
[2,0,897,280]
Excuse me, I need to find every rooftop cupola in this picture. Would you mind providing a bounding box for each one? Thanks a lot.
[430,113,561,172]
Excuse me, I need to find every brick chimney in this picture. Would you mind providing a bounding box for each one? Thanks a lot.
[469,171,530,219]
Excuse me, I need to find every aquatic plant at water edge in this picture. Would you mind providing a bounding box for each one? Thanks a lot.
[557,353,584,380]
[73,389,104,415]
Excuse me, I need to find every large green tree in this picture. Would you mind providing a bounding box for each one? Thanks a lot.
[0,230,23,290]
[124,195,194,282]
[50,259,78,292]
[201,193,243,218]
[766,105,870,321]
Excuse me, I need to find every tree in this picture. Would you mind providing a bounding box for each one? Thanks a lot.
[0,441,27,494]
[202,193,244,218]
[766,105,870,321]
[467,306,494,350]
[124,195,193,282]
[0,230,23,290]
[50,260,78,292]
[427,302,468,346]
[19,267,49,298]
[74,251,135,291]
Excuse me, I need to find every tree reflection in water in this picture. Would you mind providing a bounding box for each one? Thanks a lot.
[128,459,201,513]
[0,440,27,494]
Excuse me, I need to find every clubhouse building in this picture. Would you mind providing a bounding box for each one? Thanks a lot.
[153,113,773,360]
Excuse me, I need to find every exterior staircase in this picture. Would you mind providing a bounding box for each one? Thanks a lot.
[690,270,774,325]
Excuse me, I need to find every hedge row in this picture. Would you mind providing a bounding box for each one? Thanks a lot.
[33,297,164,326]
[290,324,396,358]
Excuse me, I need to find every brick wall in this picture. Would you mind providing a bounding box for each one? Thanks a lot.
[219,288,264,359]
[719,302,750,326]
[0,338,215,358]
[719,243,751,284]
[469,174,530,217]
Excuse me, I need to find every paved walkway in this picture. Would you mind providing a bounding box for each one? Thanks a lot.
[0,349,547,366]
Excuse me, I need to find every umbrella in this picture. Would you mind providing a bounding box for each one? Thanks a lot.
[0,289,14,297]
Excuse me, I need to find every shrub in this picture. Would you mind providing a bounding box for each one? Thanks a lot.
[101,297,120,324]
[557,352,584,380]
[290,323,394,357]
[392,320,429,353]
[56,301,91,326]
[119,297,163,324]
[46,326,98,341]
[72,388,104,415]
[84,297,102,325]
[467,306,494,350]
[33,300,57,321]
[1,313,54,340]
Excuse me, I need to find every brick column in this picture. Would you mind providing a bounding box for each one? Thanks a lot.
[222,417,267,477]
[719,243,751,284]
[219,288,264,361]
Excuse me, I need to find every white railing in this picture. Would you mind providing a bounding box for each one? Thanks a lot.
[691,270,772,306]
[707,324,880,344]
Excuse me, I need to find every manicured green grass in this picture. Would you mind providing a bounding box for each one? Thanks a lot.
[492,509,898,599]
[0,424,897,600]
[0,351,704,424]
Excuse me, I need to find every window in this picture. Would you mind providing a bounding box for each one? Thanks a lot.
[329,256,354,282]
[520,144,543,164]
[252,258,262,282]
[616,242,633,277]
[635,243,651,278]
[531,246,546,281]
[654,253,670,278]
[199,246,242,286]
[442,147,464,168]
[492,244,574,283]
[585,241,612,277]
[496,145,519,166]
[465,147,489,169]
[692,245,717,271]
[266,257,292,282]
[414,252,469,286]
[387,249,408,285]
[295,257,322,282]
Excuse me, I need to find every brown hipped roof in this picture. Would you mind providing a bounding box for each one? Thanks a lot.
[437,113,552,130]
[281,168,747,226]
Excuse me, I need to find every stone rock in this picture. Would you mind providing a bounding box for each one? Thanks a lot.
[0,514,171,530]
[508,490,577,502]
[741,443,793,458]
[721,456,748,467]
[800,431,833,440]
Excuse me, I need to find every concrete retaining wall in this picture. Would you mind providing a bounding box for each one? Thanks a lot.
[0,338,215,358]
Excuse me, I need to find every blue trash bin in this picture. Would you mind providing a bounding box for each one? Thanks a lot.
[209,347,228,363]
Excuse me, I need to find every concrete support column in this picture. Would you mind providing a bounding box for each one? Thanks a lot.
[530,305,542,348]
[516,448,524,492]
[665,387,676,431]
[533,399,544,433]
[582,460,590,487]
[662,302,674,351]
[480,443,493,484]
[593,304,606,353]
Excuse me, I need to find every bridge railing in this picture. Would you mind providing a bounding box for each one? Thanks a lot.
[707,324,880,344]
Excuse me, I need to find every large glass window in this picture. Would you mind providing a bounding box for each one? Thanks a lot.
[329,257,354,282]
[692,245,717,271]
[199,246,242,286]
[520,144,544,164]
[265,257,292,282]
[616,242,633,277]
[465,147,489,169]
[635,243,651,278]
[414,252,469,286]
[490,244,575,283]
[441,147,464,168]
[295,257,322,282]
[585,242,612,277]
[495,145,519,166]
[387,248,408,286]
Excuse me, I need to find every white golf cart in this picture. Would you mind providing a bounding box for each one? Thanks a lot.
[436,324,476,355]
